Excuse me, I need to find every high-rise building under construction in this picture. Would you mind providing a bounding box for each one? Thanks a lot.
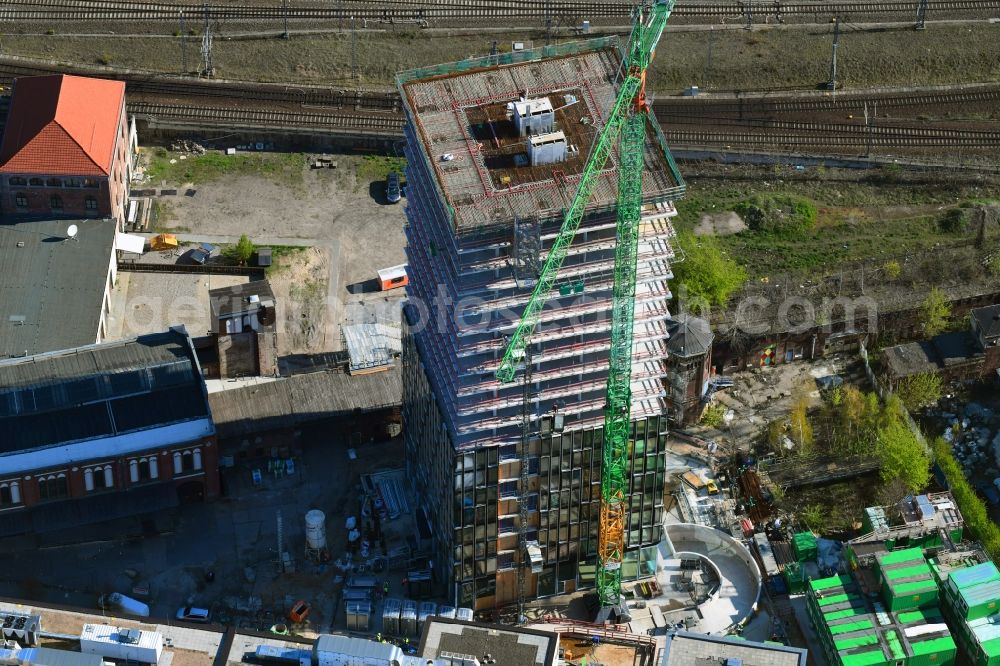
[398,37,685,610]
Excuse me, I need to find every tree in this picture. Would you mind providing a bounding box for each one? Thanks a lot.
[895,372,943,412]
[801,504,825,531]
[920,287,951,337]
[672,232,747,313]
[226,234,256,265]
[788,394,814,453]
[877,421,930,493]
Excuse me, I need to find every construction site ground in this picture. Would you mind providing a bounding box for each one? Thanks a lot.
[0,432,417,639]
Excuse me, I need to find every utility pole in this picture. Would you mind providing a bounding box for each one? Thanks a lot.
[744,0,753,30]
[179,10,187,74]
[350,15,357,81]
[282,0,289,38]
[826,16,840,91]
[915,0,928,30]
[703,26,715,88]
[489,40,498,66]
[200,3,214,77]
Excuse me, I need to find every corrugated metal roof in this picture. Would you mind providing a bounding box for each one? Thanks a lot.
[20,647,103,666]
[0,218,117,356]
[343,322,401,371]
[950,562,1000,591]
[960,579,1000,607]
[314,634,401,661]
[208,365,402,439]
[969,615,1000,646]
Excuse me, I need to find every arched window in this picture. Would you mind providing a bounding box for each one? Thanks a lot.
[104,465,114,488]
[50,195,62,211]
[193,448,203,471]
[149,457,159,479]
[65,178,81,188]
[8,176,26,186]
[174,452,183,475]
[0,482,19,506]
[84,468,95,492]
[85,196,98,211]
[39,474,67,501]
[130,460,139,483]
[46,177,62,187]
[83,178,99,188]
[29,177,43,187]
[14,192,27,208]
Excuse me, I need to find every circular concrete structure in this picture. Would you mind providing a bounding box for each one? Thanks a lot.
[656,522,763,634]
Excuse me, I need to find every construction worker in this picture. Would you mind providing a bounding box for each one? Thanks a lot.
[376,633,382,642]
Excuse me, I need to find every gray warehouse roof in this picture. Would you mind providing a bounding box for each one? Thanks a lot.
[0,328,210,453]
[314,635,401,662]
[972,304,1000,340]
[0,217,117,357]
[662,632,807,666]
[420,618,557,666]
[208,364,402,439]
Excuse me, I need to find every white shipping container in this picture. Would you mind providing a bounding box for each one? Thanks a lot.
[313,635,401,666]
[80,624,163,664]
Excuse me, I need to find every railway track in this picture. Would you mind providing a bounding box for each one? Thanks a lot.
[2,0,998,22]
[128,100,404,132]
[128,100,1000,148]
[4,57,1000,121]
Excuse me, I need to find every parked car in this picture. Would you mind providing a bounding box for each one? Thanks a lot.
[976,481,1000,506]
[175,606,211,623]
[705,479,720,495]
[386,171,401,203]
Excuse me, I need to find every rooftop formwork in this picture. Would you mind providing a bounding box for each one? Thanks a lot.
[397,37,685,609]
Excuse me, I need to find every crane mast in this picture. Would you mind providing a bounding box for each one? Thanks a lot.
[497,0,676,609]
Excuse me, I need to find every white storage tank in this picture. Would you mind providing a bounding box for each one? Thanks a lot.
[80,625,163,664]
[305,510,327,550]
[437,605,456,619]
[382,598,401,635]
[455,608,474,622]
[417,602,437,631]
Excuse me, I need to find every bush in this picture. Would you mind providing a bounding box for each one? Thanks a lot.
[938,208,970,234]
[734,194,818,234]
[883,260,902,280]
[920,287,951,337]
[672,232,747,311]
[895,372,943,412]
[700,403,727,428]
[932,437,1000,563]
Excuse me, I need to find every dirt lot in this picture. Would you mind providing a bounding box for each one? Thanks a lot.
[3,22,999,91]
[129,151,408,354]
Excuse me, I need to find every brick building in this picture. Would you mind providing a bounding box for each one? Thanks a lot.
[0,74,136,224]
[664,314,714,425]
[0,327,218,538]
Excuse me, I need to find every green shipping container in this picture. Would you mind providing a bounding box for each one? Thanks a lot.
[793,531,819,562]
[908,635,957,666]
[785,562,807,594]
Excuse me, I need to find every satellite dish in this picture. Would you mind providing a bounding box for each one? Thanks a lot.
[66,224,78,239]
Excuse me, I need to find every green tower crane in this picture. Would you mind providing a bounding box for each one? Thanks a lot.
[496,0,678,608]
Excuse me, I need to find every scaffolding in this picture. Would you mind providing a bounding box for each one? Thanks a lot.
[399,37,685,610]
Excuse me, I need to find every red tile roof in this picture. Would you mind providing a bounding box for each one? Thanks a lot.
[0,74,125,177]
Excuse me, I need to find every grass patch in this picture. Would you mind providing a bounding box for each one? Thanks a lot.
[357,155,406,183]
[264,245,309,277]
[144,149,307,186]
[673,171,990,277]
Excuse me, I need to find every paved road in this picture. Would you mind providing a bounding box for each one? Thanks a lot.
[135,232,318,247]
